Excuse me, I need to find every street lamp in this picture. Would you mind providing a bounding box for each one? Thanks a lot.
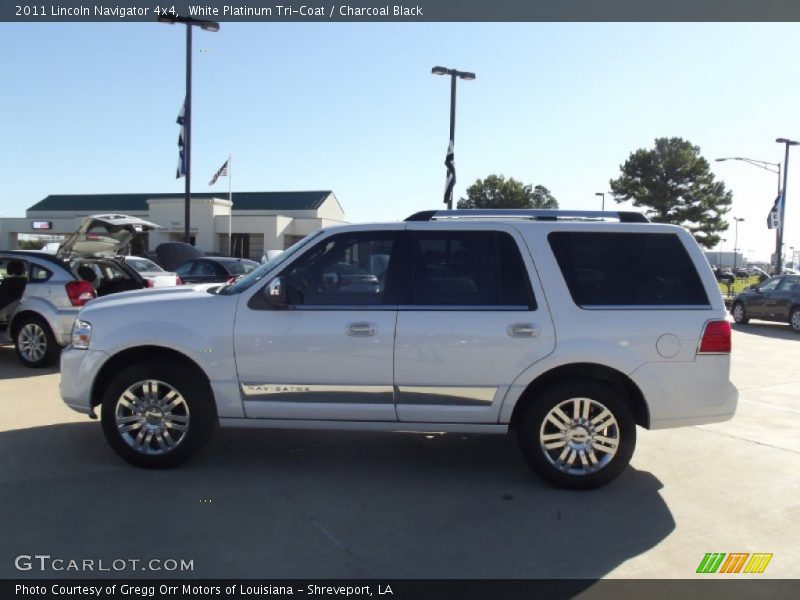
[431,66,476,209]
[732,217,745,270]
[775,138,799,274]
[595,192,605,211]
[717,238,726,268]
[158,14,220,244]
[715,157,781,195]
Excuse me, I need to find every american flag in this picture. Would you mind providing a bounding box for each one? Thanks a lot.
[209,159,229,186]
[767,193,782,229]
[176,100,186,179]
[443,139,455,205]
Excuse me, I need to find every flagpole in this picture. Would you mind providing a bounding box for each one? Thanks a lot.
[228,154,232,256]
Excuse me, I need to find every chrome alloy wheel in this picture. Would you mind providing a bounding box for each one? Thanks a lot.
[114,380,190,455]
[18,323,47,363]
[539,397,620,475]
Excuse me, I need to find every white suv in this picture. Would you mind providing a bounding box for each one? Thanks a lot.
[60,209,737,489]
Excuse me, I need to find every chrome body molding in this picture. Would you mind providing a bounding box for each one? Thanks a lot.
[396,386,497,406]
[219,417,508,434]
[241,384,498,407]
[241,384,394,404]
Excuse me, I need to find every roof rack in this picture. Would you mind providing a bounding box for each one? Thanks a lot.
[404,209,650,223]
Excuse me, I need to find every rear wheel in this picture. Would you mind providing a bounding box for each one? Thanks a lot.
[14,315,59,368]
[517,380,636,489]
[100,361,216,468]
[790,308,800,333]
[732,302,749,324]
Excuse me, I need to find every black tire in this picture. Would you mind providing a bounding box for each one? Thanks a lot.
[790,308,800,334]
[100,360,216,468]
[14,315,60,368]
[517,380,636,490]
[732,302,749,325]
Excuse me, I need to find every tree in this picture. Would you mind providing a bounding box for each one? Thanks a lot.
[457,175,559,209]
[609,137,731,248]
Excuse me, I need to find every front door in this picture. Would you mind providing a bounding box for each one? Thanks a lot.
[393,226,556,423]
[748,277,781,318]
[234,228,403,421]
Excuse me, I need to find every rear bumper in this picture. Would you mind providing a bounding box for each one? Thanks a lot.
[630,356,738,429]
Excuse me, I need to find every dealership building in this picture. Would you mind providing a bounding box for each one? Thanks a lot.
[0,191,346,259]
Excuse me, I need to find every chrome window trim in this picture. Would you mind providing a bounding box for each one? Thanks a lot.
[577,304,713,310]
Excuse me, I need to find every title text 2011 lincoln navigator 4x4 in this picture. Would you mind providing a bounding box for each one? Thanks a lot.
[60,209,737,489]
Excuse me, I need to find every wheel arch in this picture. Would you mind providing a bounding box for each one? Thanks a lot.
[90,345,216,416]
[509,362,649,430]
[10,309,55,338]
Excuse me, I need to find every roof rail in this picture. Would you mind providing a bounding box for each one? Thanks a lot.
[404,209,650,223]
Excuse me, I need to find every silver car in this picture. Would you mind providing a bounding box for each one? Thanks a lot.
[0,214,159,367]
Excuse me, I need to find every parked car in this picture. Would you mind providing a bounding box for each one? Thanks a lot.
[154,242,204,272]
[174,256,259,284]
[123,256,182,288]
[731,275,800,333]
[0,214,158,367]
[61,209,737,489]
[733,267,749,279]
[712,266,735,284]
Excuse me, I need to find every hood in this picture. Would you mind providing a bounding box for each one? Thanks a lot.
[57,214,161,259]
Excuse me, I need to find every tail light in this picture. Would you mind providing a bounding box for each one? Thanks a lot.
[176,277,183,285]
[698,320,731,354]
[146,279,155,288]
[65,280,96,307]
[226,276,235,284]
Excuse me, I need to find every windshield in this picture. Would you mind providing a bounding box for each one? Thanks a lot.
[127,257,163,273]
[220,230,324,295]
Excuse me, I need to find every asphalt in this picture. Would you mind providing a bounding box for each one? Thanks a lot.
[0,320,798,580]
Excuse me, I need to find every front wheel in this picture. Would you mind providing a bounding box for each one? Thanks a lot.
[732,302,749,324]
[790,308,800,333]
[100,361,216,468]
[517,380,636,490]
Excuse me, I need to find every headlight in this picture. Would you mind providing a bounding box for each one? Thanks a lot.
[71,319,92,349]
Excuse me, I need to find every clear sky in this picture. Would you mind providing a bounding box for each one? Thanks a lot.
[0,22,798,262]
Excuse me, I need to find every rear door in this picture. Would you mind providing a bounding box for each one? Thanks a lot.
[393,225,556,423]
[749,277,781,318]
[768,276,800,319]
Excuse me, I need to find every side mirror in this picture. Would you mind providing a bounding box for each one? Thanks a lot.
[263,276,288,307]
[749,284,759,291]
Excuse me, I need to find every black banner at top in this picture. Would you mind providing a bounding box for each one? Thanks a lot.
[4,0,800,22]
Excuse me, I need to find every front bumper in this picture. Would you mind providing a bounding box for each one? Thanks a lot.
[60,347,108,416]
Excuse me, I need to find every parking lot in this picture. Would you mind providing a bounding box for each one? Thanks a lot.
[1,321,798,580]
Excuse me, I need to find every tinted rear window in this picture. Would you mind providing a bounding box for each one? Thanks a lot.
[548,232,709,307]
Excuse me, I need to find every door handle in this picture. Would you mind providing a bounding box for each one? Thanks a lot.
[507,323,540,338]
[346,322,378,337]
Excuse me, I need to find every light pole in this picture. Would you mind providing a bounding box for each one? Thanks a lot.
[775,138,799,274]
[732,217,745,270]
[431,66,475,209]
[158,14,220,244]
[717,238,726,268]
[595,192,605,211]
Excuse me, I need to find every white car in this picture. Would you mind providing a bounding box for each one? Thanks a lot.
[0,214,159,367]
[60,209,738,489]
[123,256,182,287]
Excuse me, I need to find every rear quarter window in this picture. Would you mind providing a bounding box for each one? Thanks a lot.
[548,232,709,307]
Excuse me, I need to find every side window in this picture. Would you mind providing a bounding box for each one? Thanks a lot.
[175,261,194,277]
[411,231,534,308]
[283,231,398,306]
[548,232,710,307]
[777,276,799,291]
[29,264,52,282]
[193,261,219,277]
